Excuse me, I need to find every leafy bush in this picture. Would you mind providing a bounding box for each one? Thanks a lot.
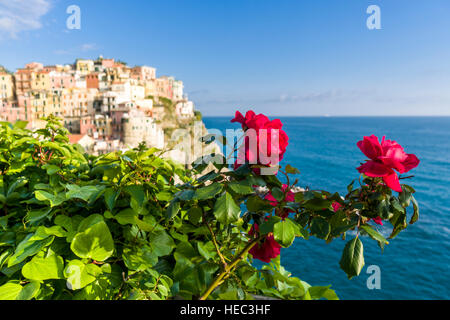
[0,115,420,300]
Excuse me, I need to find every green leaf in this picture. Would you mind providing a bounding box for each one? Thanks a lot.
[104,188,120,211]
[172,252,196,281]
[360,225,388,244]
[148,230,175,257]
[122,246,158,271]
[410,196,419,224]
[291,220,309,239]
[22,255,65,281]
[187,207,203,225]
[303,198,332,211]
[70,220,114,261]
[17,281,40,300]
[198,171,220,183]
[193,183,223,200]
[26,208,52,224]
[66,184,99,202]
[285,164,300,174]
[64,260,101,290]
[339,237,365,279]
[177,189,195,201]
[156,191,173,201]
[113,208,136,225]
[197,241,217,261]
[124,185,146,208]
[271,187,285,202]
[377,198,392,219]
[0,282,23,300]
[213,192,241,224]
[310,217,331,239]
[228,181,254,195]
[0,249,12,269]
[273,220,296,247]
[35,190,66,207]
[165,200,181,220]
[390,197,404,213]
[399,187,412,208]
[259,216,282,235]
[246,195,273,213]
[77,214,105,232]
[43,164,60,175]
[308,285,339,300]
[7,234,54,267]
[13,120,28,129]
[389,210,407,239]
[30,225,66,240]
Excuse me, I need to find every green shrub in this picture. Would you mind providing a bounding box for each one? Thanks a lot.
[0,116,419,300]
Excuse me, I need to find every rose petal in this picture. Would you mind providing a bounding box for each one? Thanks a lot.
[372,216,383,225]
[357,161,392,177]
[401,154,420,173]
[357,135,383,160]
[383,171,402,192]
[231,111,245,124]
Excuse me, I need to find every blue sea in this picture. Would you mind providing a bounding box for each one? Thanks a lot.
[202,116,450,300]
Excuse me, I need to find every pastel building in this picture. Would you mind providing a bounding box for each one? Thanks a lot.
[131,66,156,83]
[93,57,116,72]
[49,71,75,89]
[0,100,23,123]
[17,93,34,122]
[122,108,164,149]
[2,57,197,156]
[172,80,184,101]
[109,99,154,139]
[15,63,51,94]
[62,88,97,133]
[155,76,173,99]
[29,90,51,120]
[111,80,145,102]
[76,59,94,75]
[0,72,15,101]
[93,114,112,140]
[176,101,195,118]
[144,79,157,97]
[80,114,96,136]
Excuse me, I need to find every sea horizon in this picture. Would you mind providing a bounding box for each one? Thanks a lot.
[203,116,450,300]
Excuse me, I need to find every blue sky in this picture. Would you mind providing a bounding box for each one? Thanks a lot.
[1,0,449,116]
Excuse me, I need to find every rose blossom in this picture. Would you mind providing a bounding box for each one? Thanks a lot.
[248,222,281,263]
[231,111,289,173]
[332,202,343,212]
[372,216,383,225]
[265,184,295,218]
[356,135,419,192]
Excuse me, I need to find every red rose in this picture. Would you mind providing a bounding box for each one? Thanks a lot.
[231,110,256,130]
[332,202,343,212]
[371,216,383,225]
[231,111,289,174]
[248,223,281,263]
[265,184,295,219]
[356,135,419,192]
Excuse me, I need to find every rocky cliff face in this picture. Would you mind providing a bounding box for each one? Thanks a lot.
[162,118,223,168]
[149,96,224,168]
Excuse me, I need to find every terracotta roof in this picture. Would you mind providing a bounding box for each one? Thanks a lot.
[68,134,84,144]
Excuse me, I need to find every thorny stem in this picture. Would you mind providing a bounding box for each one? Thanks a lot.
[199,236,262,300]
[280,170,290,188]
[203,212,228,269]
[356,214,362,237]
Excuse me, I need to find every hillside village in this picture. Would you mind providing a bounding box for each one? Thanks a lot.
[0,57,201,156]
